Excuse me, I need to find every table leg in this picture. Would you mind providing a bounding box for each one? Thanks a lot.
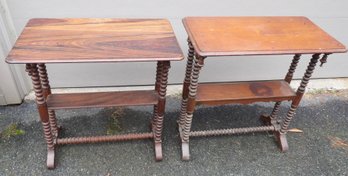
[37,64,61,138]
[276,54,320,152]
[153,61,170,161]
[260,54,301,125]
[181,55,205,160]
[152,61,163,130]
[26,63,56,169]
[178,38,195,128]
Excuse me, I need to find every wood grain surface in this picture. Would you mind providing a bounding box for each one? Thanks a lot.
[196,80,296,105]
[46,90,158,109]
[183,16,347,56]
[6,18,183,63]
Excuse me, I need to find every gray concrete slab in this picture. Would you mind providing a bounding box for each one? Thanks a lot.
[0,91,348,175]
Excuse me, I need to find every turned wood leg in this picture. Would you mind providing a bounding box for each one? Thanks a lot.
[261,54,301,125]
[26,64,56,169]
[181,55,205,160]
[276,54,320,152]
[151,61,163,130]
[153,61,170,161]
[37,63,61,138]
[178,38,195,129]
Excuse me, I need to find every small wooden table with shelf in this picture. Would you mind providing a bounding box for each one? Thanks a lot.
[6,18,183,169]
[178,16,346,160]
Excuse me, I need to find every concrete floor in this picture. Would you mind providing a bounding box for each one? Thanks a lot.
[0,90,348,175]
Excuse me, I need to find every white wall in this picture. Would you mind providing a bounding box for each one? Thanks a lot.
[0,0,30,105]
[5,0,348,88]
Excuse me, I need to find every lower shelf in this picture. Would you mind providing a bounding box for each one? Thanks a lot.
[47,90,158,110]
[196,80,296,106]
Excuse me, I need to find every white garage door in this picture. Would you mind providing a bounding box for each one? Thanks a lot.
[2,0,348,104]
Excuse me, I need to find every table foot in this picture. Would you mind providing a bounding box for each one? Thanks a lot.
[154,142,163,161]
[47,148,55,169]
[261,115,289,151]
[181,142,190,160]
[275,131,289,152]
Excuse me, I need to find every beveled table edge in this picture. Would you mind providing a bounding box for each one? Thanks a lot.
[6,18,184,64]
[182,16,347,57]
[5,56,184,64]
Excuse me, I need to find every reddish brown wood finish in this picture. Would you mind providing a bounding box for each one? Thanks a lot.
[183,17,347,56]
[180,55,205,160]
[26,63,55,169]
[179,16,347,160]
[7,18,182,168]
[47,90,158,110]
[178,39,195,128]
[260,54,301,126]
[152,61,170,161]
[196,81,296,106]
[56,132,153,145]
[189,126,275,137]
[37,64,60,137]
[6,18,183,63]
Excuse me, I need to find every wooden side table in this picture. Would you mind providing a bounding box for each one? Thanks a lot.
[6,18,183,169]
[178,16,347,160]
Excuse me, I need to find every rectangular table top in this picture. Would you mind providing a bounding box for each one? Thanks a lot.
[6,18,183,64]
[183,16,347,56]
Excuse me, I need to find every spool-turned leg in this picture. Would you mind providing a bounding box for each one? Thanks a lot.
[261,54,301,125]
[26,64,56,169]
[276,54,320,152]
[181,55,205,160]
[152,61,163,130]
[178,38,195,130]
[37,63,61,138]
[153,61,170,161]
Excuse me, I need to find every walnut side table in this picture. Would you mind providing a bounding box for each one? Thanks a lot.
[178,16,346,160]
[6,18,183,169]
